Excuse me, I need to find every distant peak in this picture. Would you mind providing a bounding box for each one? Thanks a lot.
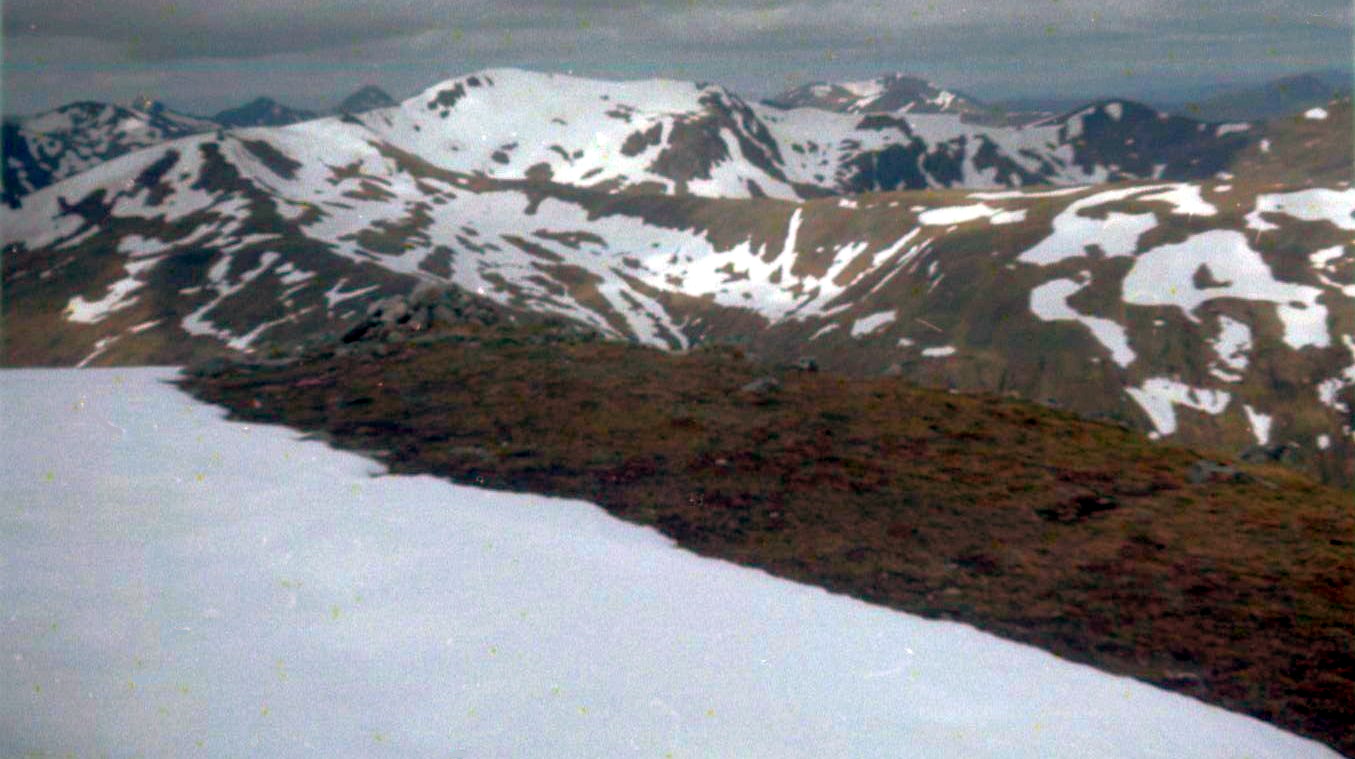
[128,93,166,113]
[767,73,979,116]
[337,84,395,114]
[213,96,316,127]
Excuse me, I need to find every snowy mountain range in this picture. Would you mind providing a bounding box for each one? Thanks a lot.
[3,85,397,206]
[5,70,1261,210]
[3,68,1353,487]
[2,101,216,208]
[10,69,1344,209]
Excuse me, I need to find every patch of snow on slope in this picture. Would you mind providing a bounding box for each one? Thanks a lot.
[1305,107,1329,120]
[918,203,1025,226]
[1125,377,1232,438]
[74,335,121,368]
[1249,189,1355,231]
[687,129,797,199]
[1062,108,1091,140]
[1029,277,1135,367]
[63,257,162,324]
[1,369,1337,757]
[1315,335,1355,414]
[809,323,839,340]
[990,209,1027,225]
[970,187,1087,200]
[1215,123,1250,136]
[921,345,956,357]
[807,321,840,338]
[1208,315,1253,382]
[1122,230,1329,349]
[919,204,1000,225]
[323,278,380,310]
[276,263,316,286]
[851,310,897,337]
[1017,185,1170,265]
[54,225,98,250]
[1309,245,1355,297]
[1310,245,1346,268]
[839,77,886,100]
[1137,184,1217,216]
[180,252,280,343]
[109,141,217,223]
[1243,405,1273,445]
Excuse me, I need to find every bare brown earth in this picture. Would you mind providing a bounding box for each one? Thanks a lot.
[179,321,1353,755]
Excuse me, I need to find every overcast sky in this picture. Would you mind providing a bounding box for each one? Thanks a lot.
[4,0,1352,116]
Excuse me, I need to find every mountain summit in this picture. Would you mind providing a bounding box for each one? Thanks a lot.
[212,96,317,127]
[336,85,395,115]
[766,73,988,118]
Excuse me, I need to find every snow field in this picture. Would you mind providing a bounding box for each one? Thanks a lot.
[0,369,1341,758]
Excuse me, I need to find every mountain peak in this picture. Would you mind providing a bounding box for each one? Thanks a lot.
[213,96,317,128]
[127,94,167,114]
[766,73,984,117]
[337,85,395,114]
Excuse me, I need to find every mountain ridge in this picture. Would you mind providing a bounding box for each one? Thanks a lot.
[765,72,990,117]
[5,67,1275,208]
[3,94,1352,487]
[1173,72,1353,122]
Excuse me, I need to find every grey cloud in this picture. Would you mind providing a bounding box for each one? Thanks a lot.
[2,0,1349,115]
[8,0,1351,60]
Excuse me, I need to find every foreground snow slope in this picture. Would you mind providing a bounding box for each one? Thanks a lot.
[0,369,1339,758]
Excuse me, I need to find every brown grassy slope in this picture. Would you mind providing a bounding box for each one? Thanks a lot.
[1232,98,1353,186]
[179,322,1355,756]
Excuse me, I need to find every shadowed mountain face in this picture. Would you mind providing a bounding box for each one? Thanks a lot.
[212,96,318,128]
[3,78,1353,488]
[336,85,396,114]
